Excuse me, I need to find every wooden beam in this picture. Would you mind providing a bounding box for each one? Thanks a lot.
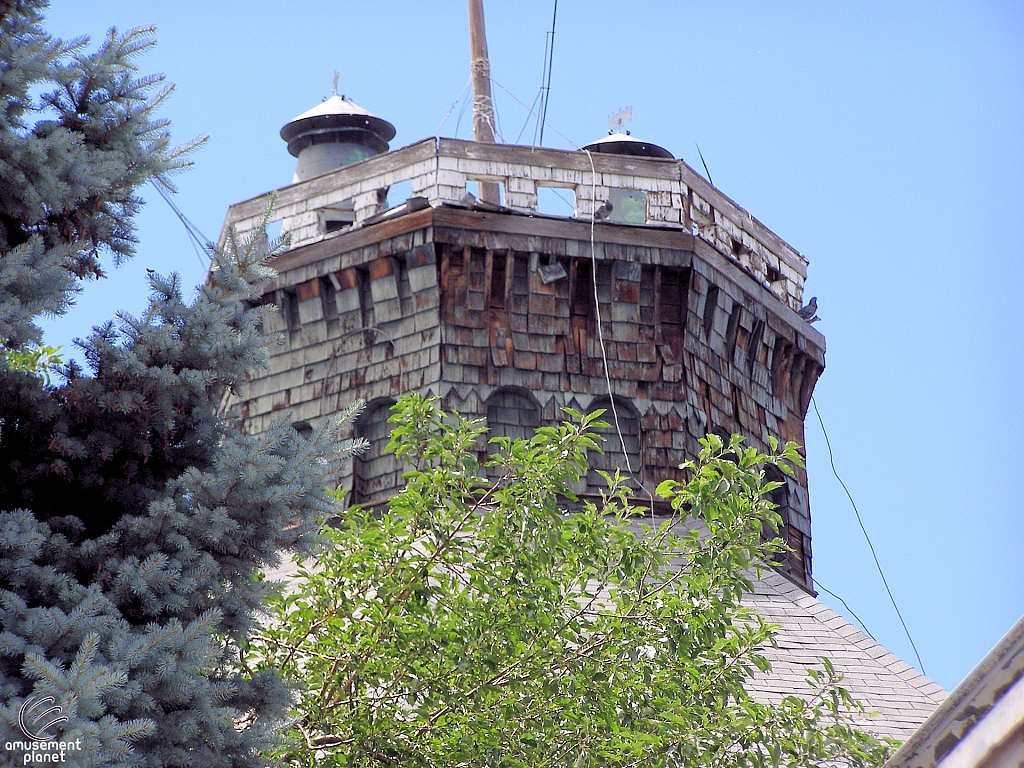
[467,0,501,205]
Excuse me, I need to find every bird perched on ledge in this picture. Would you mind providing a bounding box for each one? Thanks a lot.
[797,296,820,323]
[593,200,613,221]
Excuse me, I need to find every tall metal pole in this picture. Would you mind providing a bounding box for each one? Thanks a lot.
[467,0,501,205]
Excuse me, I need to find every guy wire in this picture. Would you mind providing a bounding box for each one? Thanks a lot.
[537,0,558,147]
[811,395,926,674]
[152,181,211,268]
[434,76,473,137]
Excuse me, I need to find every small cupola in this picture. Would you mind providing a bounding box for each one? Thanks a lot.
[582,131,673,160]
[280,94,397,182]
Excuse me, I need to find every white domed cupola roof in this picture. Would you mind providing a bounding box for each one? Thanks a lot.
[280,94,397,182]
[582,131,673,160]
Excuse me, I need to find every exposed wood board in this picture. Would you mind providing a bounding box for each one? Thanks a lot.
[222,139,438,227]
[437,137,680,180]
[432,206,697,248]
[678,159,808,276]
[262,207,434,280]
[261,204,821,352]
[690,237,825,352]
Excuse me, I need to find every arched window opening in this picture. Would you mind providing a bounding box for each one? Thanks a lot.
[762,464,792,566]
[586,397,642,491]
[486,388,541,444]
[353,399,403,505]
[485,388,541,475]
[709,425,738,464]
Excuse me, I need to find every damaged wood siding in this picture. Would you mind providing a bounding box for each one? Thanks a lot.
[236,208,823,588]
[431,224,822,588]
[238,225,443,503]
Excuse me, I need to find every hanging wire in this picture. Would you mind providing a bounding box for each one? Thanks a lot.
[812,577,877,641]
[489,76,657,516]
[583,148,656,517]
[811,395,927,674]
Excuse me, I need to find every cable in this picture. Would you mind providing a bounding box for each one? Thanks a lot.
[811,395,926,674]
[151,181,211,269]
[487,75,654,513]
[537,0,558,147]
[490,77,579,151]
[515,88,543,145]
[811,577,877,642]
[529,8,552,147]
[583,148,655,518]
[434,76,473,137]
[547,188,575,213]
[453,87,472,140]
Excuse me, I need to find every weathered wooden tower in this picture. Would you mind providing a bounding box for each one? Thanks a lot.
[216,10,959,733]
[220,0,826,592]
[221,101,824,589]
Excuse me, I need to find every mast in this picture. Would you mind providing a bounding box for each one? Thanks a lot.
[467,0,501,205]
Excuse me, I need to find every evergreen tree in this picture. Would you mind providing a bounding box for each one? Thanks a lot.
[0,3,359,765]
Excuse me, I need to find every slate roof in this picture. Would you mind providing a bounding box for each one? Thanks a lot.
[746,568,947,741]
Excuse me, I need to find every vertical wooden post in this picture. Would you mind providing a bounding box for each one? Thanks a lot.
[467,0,501,205]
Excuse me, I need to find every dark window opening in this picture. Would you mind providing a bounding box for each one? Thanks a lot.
[489,255,507,309]
[486,388,541,477]
[292,421,313,440]
[587,397,642,490]
[725,303,743,362]
[746,320,765,375]
[766,265,782,284]
[771,336,793,398]
[280,289,300,331]
[710,425,737,464]
[449,248,464,276]
[762,464,792,567]
[572,260,593,319]
[357,268,373,329]
[319,277,337,320]
[353,400,403,505]
[397,255,413,315]
[703,285,720,338]
[659,267,688,350]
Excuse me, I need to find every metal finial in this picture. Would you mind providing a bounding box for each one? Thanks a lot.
[332,71,339,96]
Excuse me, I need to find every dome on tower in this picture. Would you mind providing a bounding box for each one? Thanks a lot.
[582,131,673,160]
[280,95,397,182]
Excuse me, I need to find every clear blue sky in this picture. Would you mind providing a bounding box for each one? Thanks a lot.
[40,1,1023,694]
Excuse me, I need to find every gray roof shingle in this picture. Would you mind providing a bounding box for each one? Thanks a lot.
[745,569,946,740]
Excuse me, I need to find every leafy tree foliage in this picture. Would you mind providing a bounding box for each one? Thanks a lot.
[0,3,359,765]
[249,395,895,767]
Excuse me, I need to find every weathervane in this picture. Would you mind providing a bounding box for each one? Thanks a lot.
[607,105,633,134]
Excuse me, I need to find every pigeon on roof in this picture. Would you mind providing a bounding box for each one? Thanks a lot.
[797,296,818,322]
